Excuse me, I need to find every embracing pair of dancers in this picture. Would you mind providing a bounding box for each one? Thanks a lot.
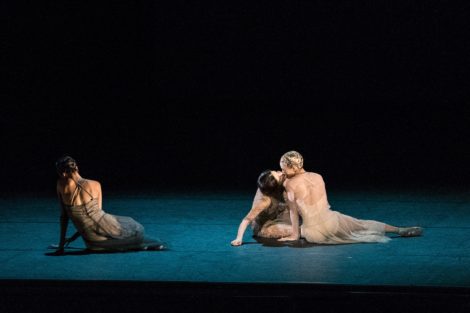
[231,151,422,246]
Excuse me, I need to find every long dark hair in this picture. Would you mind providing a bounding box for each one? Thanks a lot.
[257,170,284,201]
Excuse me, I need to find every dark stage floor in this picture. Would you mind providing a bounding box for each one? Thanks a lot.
[1,189,470,312]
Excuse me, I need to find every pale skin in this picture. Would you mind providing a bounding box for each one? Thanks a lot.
[277,163,401,242]
[231,171,286,246]
[230,193,269,247]
[55,168,103,253]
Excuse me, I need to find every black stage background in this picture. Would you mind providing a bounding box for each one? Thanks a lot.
[3,0,470,194]
[3,2,470,313]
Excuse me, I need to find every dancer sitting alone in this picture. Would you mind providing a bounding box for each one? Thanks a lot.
[50,155,164,255]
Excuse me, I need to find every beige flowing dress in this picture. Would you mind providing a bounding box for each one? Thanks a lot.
[289,172,390,244]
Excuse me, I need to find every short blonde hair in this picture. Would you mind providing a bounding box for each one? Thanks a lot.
[280,151,304,169]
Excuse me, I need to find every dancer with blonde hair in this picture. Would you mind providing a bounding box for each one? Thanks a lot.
[260,151,423,244]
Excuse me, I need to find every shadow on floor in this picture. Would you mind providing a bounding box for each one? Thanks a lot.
[252,236,408,248]
[44,246,168,256]
[252,236,318,248]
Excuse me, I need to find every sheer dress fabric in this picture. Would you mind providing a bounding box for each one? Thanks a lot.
[247,189,291,239]
[291,173,390,244]
[63,179,148,251]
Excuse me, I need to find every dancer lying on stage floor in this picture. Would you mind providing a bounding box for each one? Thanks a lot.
[50,155,165,255]
[273,151,423,244]
[231,170,293,246]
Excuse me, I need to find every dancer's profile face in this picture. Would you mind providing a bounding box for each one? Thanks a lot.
[280,163,297,178]
[270,171,285,184]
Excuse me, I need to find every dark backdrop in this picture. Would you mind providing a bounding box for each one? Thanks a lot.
[3,1,470,194]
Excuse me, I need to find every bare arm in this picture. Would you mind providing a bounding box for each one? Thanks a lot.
[66,231,81,245]
[96,181,103,209]
[56,187,69,253]
[278,181,301,241]
[231,189,271,246]
[231,219,252,246]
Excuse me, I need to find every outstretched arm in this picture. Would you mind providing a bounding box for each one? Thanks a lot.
[65,231,81,246]
[55,189,69,254]
[231,189,271,246]
[48,231,81,250]
[231,218,252,246]
[58,211,69,249]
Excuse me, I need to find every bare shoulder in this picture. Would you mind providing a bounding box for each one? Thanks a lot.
[306,172,323,181]
[284,177,301,191]
[254,188,272,205]
[78,179,100,195]
[56,178,73,191]
[286,172,323,189]
[84,179,101,189]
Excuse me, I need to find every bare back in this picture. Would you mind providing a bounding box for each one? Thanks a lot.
[284,172,330,211]
[57,178,102,208]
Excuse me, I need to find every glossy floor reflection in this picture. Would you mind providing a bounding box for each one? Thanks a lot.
[1,189,469,288]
